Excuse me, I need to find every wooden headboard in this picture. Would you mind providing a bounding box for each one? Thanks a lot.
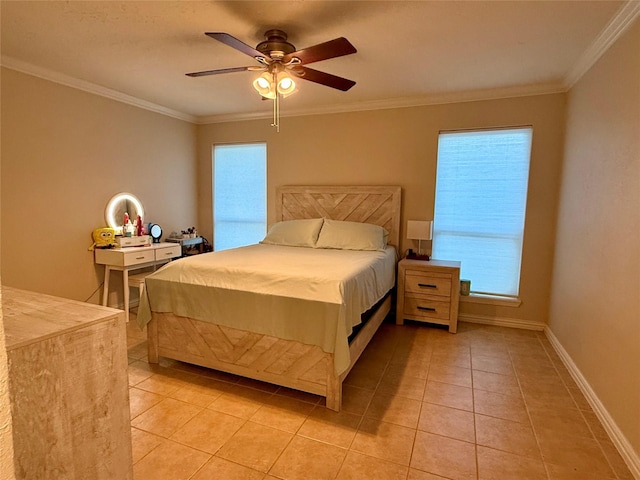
[276,185,402,248]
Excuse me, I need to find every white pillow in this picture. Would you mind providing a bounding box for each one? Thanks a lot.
[260,218,324,247]
[315,219,388,251]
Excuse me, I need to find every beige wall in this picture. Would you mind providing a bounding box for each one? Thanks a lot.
[197,94,566,326]
[549,19,640,457]
[1,16,637,473]
[0,67,566,326]
[1,68,198,304]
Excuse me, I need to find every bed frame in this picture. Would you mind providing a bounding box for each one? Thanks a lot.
[147,185,401,411]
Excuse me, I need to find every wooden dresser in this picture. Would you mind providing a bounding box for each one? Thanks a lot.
[3,287,132,480]
[396,258,461,333]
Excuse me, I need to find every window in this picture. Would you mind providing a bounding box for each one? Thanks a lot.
[432,127,532,297]
[213,143,266,251]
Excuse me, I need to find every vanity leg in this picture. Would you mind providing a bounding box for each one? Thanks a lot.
[123,270,130,323]
[102,266,111,307]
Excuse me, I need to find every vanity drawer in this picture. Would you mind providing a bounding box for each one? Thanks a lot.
[95,247,154,267]
[405,271,452,297]
[121,249,155,266]
[155,244,181,261]
[116,236,150,248]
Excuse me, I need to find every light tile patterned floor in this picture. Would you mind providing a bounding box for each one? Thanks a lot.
[126,317,634,480]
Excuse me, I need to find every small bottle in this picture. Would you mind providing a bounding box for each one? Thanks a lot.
[123,212,129,236]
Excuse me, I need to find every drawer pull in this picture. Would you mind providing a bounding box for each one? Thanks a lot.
[418,283,437,289]
[135,256,145,260]
[417,306,436,312]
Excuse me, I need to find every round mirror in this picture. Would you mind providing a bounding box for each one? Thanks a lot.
[105,193,145,234]
[150,224,162,243]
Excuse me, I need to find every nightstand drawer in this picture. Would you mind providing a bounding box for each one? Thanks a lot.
[404,294,451,321]
[405,271,452,297]
[155,244,181,261]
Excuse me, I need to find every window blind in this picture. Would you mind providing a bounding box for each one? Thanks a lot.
[432,128,532,297]
[213,143,266,251]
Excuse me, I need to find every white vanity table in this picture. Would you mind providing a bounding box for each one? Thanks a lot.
[95,242,181,322]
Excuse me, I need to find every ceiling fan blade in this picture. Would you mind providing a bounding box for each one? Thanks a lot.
[186,66,257,77]
[282,37,356,65]
[291,66,356,91]
[205,32,266,60]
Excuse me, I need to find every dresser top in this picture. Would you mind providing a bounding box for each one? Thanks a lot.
[2,286,123,350]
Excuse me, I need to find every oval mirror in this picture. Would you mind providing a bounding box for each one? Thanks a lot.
[149,224,162,243]
[105,193,145,234]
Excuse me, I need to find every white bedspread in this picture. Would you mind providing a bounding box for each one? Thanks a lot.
[137,244,397,375]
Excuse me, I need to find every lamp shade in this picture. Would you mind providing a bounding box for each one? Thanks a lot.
[253,72,276,99]
[253,69,297,99]
[277,73,296,95]
[406,220,432,240]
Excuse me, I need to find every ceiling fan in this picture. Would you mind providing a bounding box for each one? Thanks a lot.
[186,29,358,93]
[186,29,357,131]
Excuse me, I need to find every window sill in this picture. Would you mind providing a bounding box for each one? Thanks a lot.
[460,293,522,307]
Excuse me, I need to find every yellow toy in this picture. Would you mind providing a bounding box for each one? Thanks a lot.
[89,227,117,250]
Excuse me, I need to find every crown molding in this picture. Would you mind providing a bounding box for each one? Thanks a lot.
[0,56,198,124]
[196,82,567,125]
[564,0,640,88]
[4,0,637,128]
[1,54,566,127]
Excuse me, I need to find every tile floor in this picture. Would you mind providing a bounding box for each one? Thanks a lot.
[126,316,634,480]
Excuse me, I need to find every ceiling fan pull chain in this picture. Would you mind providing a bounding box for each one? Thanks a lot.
[271,68,279,132]
[272,92,280,132]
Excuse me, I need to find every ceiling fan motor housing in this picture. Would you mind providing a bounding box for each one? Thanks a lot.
[256,29,296,59]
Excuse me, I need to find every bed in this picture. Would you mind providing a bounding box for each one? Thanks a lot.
[137,185,401,411]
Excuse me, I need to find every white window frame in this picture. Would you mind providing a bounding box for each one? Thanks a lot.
[213,143,267,251]
[432,127,533,298]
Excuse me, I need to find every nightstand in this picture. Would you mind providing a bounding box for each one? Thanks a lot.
[166,236,205,256]
[396,258,461,333]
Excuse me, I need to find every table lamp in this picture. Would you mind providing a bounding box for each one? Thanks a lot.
[406,220,432,260]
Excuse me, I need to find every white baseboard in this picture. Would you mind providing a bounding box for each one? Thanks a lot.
[458,313,545,331]
[545,327,640,479]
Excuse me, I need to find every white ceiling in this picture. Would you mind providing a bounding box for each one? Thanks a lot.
[2,1,638,124]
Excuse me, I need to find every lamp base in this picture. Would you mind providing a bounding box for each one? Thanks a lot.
[406,252,430,261]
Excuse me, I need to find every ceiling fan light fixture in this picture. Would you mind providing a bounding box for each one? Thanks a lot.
[255,75,270,89]
[189,30,357,132]
[277,73,296,96]
[253,72,276,98]
[253,68,296,99]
